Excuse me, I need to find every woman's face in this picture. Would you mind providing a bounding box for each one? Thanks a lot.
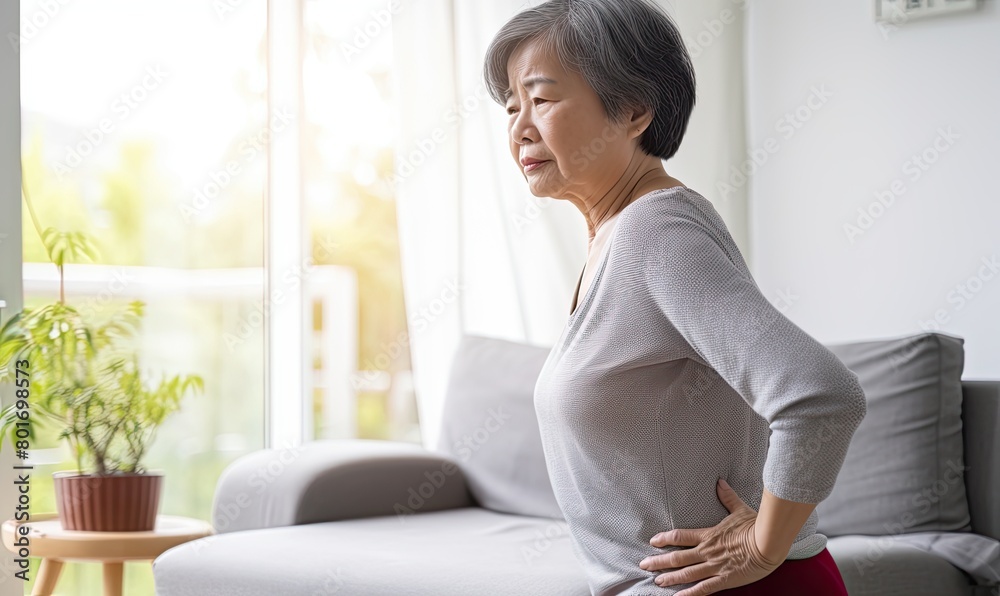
[505,38,637,201]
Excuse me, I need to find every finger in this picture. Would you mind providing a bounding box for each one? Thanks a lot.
[654,562,716,588]
[716,478,748,513]
[650,527,709,547]
[639,547,703,571]
[674,575,728,596]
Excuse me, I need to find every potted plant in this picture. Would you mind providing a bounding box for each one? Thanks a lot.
[0,225,203,531]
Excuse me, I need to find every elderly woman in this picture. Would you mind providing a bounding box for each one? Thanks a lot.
[482,1,867,595]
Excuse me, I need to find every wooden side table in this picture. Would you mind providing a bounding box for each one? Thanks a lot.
[1,512,214,596]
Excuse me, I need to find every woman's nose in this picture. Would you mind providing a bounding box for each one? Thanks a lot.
[510,109,536,144]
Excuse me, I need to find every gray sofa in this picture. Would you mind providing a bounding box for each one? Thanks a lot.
[153,332,1000,595]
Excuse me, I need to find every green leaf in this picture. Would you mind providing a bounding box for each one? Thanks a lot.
[2,228,197,472]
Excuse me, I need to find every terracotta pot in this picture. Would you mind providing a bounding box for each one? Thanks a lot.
[53,470,163,531]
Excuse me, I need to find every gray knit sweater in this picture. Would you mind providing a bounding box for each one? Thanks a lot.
[533,186,867,595]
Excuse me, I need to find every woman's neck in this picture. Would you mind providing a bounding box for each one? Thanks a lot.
[584,168,685,244]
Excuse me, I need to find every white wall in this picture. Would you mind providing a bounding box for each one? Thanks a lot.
[746,1,1000,379]
[666,0,749,251]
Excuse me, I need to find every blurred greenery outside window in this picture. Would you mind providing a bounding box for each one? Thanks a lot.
[16,0,417,593]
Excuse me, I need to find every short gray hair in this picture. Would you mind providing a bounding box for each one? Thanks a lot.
[483,0,696,161]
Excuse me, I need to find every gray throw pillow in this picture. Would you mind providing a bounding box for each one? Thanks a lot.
[435,333,564,520]
[818,332,972,536]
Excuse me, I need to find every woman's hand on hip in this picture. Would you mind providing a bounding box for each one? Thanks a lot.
[638,478,783,595]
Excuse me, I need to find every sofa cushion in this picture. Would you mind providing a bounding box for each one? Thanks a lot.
[818,332,972,536]
[435,334,563,519]
[962,381,1000,542]
[153,507,590,596]
[827,535,976,596]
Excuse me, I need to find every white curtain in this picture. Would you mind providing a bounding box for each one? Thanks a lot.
[392,0,749,451]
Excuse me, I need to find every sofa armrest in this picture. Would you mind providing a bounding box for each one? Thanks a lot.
[210,439,476,534]
[962,380,1000,542]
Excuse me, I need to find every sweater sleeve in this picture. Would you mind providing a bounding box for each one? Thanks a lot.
[625,206,868,504]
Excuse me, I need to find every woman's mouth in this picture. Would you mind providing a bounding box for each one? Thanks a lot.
[524,160,549,173]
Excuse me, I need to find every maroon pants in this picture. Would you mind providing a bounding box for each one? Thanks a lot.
[722,548,848,595]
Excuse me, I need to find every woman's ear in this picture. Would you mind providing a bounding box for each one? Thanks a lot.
[627,105,655,139]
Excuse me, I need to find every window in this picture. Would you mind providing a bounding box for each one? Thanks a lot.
[300,0,418,443]
[13,0,417,592]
